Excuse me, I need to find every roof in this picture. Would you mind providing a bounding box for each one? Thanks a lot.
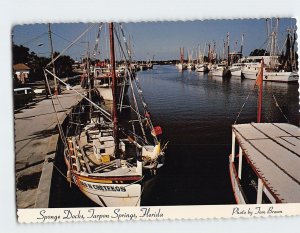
[233,123,300,203]
[13,63,30,71]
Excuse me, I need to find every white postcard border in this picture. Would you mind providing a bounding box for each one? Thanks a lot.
[18,203,300,223]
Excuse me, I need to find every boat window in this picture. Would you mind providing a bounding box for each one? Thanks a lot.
[100,149,105,154]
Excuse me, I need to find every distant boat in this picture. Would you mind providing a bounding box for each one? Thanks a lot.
[93,65,130,101]
[229,58,300,204]
[177,63,187,71]
[210,63,231,78]
[242,19,299,83]
[195,63,209,73]
[177,47,187,71]
[229,63,243,77]
[242,67,298,82]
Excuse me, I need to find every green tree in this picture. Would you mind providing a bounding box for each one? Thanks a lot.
[249,49,269,56]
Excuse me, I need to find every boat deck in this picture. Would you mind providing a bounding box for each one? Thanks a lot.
[233,123,300,203]
[78,131,102,166]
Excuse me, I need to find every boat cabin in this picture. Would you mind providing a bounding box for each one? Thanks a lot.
[229,123,300,204]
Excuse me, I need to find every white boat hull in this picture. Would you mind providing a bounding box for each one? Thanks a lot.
[177,63,187,71]
[211,68,231,77]
[242,70,299,82]
[195,64,208,72]
[72,173,141,207]
[230,68,242,77]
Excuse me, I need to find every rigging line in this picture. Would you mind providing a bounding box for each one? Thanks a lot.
[44,70,68,150]
[93,23,103,58]
[114,26,158,143]
[44,68,112,121]
[52,163,77,185]
[112,27,149,142]
[46,24,96,67]
[119,23,131,58]
[133,75,158,143]
[128,68,148,143]
[234,89,255,125]
[113,27,129,61]
[272,94,290,123]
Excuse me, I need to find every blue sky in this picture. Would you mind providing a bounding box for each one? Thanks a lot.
[12,18,296,61]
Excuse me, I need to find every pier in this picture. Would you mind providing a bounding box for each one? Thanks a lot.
[15,85,84,208]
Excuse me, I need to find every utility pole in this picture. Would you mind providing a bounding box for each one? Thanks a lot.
[48,23,58,95]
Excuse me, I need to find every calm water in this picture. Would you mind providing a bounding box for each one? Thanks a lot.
[50,65,299,207]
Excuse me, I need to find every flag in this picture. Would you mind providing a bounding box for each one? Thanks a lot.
[255,58,264,88]
[151,126,162,136]
[256,58,264,123]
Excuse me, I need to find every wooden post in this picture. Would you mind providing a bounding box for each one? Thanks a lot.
[231,131,235,162]
[109,22,121,167]
[256,178,263,204]
[238,146,243,179]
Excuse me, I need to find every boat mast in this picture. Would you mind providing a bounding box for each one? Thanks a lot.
[240,33,244,55]
[257,59,264,123]
[109,22,121,167]
[227,32,230,66]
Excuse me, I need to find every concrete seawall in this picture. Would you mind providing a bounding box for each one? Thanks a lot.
[15,86,84,208]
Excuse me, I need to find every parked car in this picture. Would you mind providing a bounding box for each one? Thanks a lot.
[14,87,36,106]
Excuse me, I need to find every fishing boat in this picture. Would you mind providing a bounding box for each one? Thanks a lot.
[195,44,209,73]
[229,63,243,77]
[45,23,167,207]
[242,19,299,83]
[177,47,187,71]
[93,63,129,101]
[210,63,231,78]
[195,63,208,72]
[229,59,300,204]
[92,24,132,101]
[187,50,195,70]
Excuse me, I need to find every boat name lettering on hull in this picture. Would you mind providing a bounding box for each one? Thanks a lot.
[79,180,126,192]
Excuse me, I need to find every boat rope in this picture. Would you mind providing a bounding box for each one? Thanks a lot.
[234,89,255,125]
[93,23,103,58]
[112,26,148,142]
[116,24,158,144]
[119,23,132,61]
[52,163,77,185]
[44,71,68,150]
[135,186,144,206]
[46,24,96,67]
[133,74,158,144]
[272,94,290,123]
[44,68,112,122]
[127,69,148,142]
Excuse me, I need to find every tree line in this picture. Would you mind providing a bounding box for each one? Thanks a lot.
[13,44,75,83]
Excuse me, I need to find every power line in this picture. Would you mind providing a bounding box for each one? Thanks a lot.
[22,32,48,46]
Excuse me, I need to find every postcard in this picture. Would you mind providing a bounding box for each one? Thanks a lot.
[12,18,299,223]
